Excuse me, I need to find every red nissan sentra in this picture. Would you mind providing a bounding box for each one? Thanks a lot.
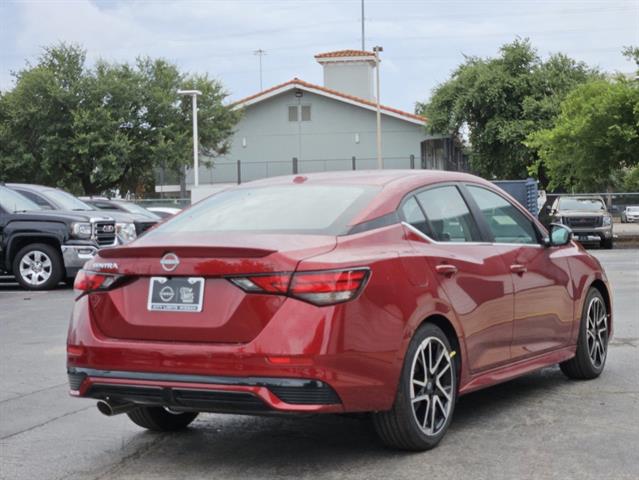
[67,170,611,450]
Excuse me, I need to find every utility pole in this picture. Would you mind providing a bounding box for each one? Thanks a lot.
[361,0,365,51]
[373,46,383,169]
[254,49,266,91]
[177,89,202,187]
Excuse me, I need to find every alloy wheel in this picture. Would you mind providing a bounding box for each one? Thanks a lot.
[409,336,454,436]
[19,250,53,286]
[586,297,608,368]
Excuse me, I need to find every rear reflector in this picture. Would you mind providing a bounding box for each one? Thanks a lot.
[74,269,123,293]
[228,268,369,306]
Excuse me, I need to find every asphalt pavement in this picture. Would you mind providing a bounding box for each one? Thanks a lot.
[0,249,637,480]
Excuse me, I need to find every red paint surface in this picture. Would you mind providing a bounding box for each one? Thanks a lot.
[68,171,611,412]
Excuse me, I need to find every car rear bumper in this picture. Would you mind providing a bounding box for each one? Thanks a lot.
[67,295,403,413]
[68,367,343,414]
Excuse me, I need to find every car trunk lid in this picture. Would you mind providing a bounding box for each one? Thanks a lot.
[86,233,336,343]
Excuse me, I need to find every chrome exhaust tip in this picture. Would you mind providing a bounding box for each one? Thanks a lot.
[96,400,136,416]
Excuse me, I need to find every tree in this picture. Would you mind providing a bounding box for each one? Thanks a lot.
[526,50,639,192]
[416,39,599,184]
[0,43,240,195]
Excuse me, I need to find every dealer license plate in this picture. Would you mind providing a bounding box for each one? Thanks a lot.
[147,277,204,312]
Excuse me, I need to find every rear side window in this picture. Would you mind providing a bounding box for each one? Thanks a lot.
[146,185,379,236]
[467,186,538,244]
[400,197,429,235]
[415,186,480,242]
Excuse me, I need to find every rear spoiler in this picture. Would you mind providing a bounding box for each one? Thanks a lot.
[98,245,276,259]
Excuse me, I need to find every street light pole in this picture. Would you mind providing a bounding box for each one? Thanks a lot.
[177,89,202,187]
[373,46,383,169]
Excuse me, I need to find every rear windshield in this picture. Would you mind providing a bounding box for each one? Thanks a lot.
[558,197,605,211]
[146,185,379,236]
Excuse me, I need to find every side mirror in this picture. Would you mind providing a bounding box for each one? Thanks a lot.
[545,223,572,247]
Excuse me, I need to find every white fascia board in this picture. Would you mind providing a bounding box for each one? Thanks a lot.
[233,84,426,126]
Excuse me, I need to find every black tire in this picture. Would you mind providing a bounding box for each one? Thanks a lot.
[12,243,64,290]
[601,237,613,249]
[372,323,458,451]
[127,407,198,432]
[560,288,609,380]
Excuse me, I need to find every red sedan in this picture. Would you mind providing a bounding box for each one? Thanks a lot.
[67,171,611,450]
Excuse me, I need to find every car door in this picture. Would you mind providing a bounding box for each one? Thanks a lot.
[400,184,515,373]
[464,184,574,359]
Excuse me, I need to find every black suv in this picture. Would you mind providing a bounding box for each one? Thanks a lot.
[542,195,614,249]
[0,186,116,290]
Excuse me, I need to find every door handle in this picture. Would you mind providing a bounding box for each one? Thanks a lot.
[510,264,527,275]
[435,264,458,276]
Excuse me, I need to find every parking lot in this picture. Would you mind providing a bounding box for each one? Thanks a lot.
[0,249,637,480]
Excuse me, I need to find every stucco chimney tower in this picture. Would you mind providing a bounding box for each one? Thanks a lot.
[315,50,377,100]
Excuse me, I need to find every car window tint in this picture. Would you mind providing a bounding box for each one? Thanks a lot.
[145,185,380,236]
[467,186,538,244]
[400,196,429,235]
[415,186,479,242]
[18,190,53,209]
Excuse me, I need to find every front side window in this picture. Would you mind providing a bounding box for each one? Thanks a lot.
[17,190,53,209]
[467,185,538,245]
[145,185,379,236]
[415,186,480,242]
[43,189,93,211]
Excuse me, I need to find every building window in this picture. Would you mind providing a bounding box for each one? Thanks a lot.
[288,105,311,122]
[301,105,311,121]
[288,106,298,122]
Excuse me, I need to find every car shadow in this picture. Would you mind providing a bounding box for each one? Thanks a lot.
[121,366,571,472]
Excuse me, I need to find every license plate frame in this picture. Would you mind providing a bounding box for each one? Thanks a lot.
[147,277,205,312]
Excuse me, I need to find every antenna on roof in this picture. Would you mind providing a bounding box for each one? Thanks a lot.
[361,0,365,51]
[253,49,267,91]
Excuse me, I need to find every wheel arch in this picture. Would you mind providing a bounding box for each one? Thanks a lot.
[590,279,612,333]
[417,314,463,381]
[7,235,62,273]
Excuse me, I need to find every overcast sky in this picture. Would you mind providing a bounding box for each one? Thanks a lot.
[1,0,638,112]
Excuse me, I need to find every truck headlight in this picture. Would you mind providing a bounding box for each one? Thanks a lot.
[116,223,137,244]
[71,222,92,239]
[603,216,612,226]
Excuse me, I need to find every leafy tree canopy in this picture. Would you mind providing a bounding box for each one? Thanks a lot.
[0,43,240,195]
[526,50,639,192]
[416,39,599,185]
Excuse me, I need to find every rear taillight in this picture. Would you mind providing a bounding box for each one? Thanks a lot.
[228,268,370,306]
[74,269,123,293]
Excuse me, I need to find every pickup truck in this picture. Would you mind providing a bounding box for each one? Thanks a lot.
[0,186,116,290]
[541,195,614,249]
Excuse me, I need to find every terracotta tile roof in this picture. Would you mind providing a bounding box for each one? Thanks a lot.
[233,78,426,123]
[315,49,376,59]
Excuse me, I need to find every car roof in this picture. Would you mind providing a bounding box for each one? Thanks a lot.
[237,170,498,225]
[244,169,483,188]
[7,183,58,193]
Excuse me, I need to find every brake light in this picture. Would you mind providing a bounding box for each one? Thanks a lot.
[74,269,123,293]
[228,268,370,306]
[228,273,291,293]
[290,269,369,305]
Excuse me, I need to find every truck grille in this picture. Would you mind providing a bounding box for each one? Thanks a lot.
[563,216,602,228]
[93,220,117,246]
